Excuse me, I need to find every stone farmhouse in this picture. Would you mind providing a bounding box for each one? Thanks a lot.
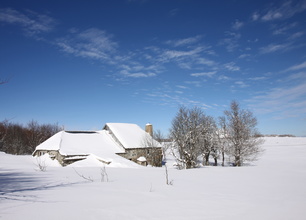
[32,123,163,167]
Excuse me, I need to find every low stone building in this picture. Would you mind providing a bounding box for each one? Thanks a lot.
[33,123,163,167]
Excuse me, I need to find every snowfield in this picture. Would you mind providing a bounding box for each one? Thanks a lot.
[1,137,306,220]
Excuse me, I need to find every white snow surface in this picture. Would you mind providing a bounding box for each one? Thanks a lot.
[1,137,306,220]
[106,123,161,149]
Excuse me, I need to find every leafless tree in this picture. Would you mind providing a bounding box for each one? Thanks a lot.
[141,134,163,167]
[199,115,218,166]
[35,157,47,172]
[223,101,264,166]
[217,116,228,166]
[170,106,205,169]
[0,120,62,155]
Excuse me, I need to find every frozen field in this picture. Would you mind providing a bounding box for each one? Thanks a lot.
[1,137,306,220]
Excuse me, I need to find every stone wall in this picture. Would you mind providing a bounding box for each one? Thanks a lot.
[117,147,163,167]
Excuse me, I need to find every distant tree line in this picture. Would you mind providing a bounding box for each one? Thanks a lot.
[0,120,62,155]
[169,100,264,168]
[258,134,296,137]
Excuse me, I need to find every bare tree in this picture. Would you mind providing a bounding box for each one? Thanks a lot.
[223,101,264,166]
[217,116,228,166]
[170,106,205,169]
[141,134,163,167]
[199,115,218,166]
[0,120,62,155]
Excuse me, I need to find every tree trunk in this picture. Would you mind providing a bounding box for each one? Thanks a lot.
[221,151,225,166]
[204,153,210,166]
[234,156,241,166]
[213,157,217,166]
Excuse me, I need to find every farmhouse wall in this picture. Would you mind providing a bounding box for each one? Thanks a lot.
[117,147,163,167]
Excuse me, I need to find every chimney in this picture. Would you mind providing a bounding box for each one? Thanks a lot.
[145,123,153,136]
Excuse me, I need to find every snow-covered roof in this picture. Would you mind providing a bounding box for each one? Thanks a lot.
[35,131,63,151]
[104,123,161,149]
[34,130,126,163]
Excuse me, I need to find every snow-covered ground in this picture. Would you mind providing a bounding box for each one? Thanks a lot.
[1,137,306,220]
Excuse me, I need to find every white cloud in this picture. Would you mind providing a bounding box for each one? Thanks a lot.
[224,62,240,71]
[272,22,297,35]
[255,1,306,22]
[196,57,217,67]
[220,32,241,52]
[248,81,306,119]
[56,28,118,63]
[0,8,56,36]
[288,31,304,40]
[252,12,260,21]
[238,54,251,59]
[259,43,291,54]
[218,75,230,80]
[166,35,202,47]
[121,71,156,78]
[185,81,202,87]
[176,85,188,89]
[285,60,306,72]
[119,62,159,78]
[249,76,268,81]
[286,71,306,80]
[190,71,216,77]
[232,20,244,30]
[234,81,249,88]
[161,47,203,60]
[146,41,217,71]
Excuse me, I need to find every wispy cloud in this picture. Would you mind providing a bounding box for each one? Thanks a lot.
[190,71,216,77]
[288,31,304,40]
[185,81,202,87]
[248,80,306,119]
[169,8,180,17]
[120,70,156,78]
[238,54,251,59]
[144,88,211,109]
[272,22,297,35]
[259,42,291,54]
[249,76,268,81]
[218,75,231,81]
[176,85,188,89]
[234,81,249,88]
[119,63,159,78]
[224,62,240,71]
[0,8,56,37]
[253,1,306,22]
[252,12,260,21]
[232,19,244,30]
[284,60,306,71]
[166,35,202,47]
[196,57,217,67]
[160,47,204,60]
[56,28,118,63]
[219,31,241,52]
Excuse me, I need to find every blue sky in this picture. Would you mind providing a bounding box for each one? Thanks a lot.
[1,0,306,136]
